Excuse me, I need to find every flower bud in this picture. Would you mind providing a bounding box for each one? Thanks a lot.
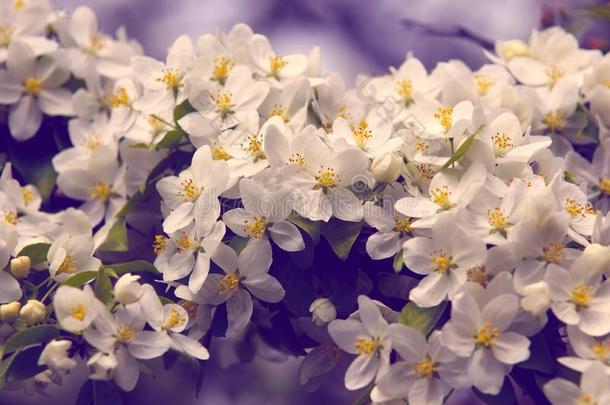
[38,340,77,374]
[0,301,21,322]
[576,244,610,277]
[20,300,46,325]
[497,40,530,61]
[521,282,551,316]
[371,153,402,184]
[87,351,118,380]
[10,256,31,278]
[114,273,144,305]
[309,298,337,326]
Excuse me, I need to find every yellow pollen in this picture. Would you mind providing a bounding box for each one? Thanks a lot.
[57,254,77,275]
[565,198,586,218]
[3,211,17,225]
[110,87,131,108]
[71,304,86,321]
[351,121,372,149]
[0,25,15,47]
[115,324,135,342]
[179,300,198,320]
[430,251,454,273]
[269,105,290,122]
[315,166,339,189]
[602,79,610,88]
[412,356,435,378]
[474,74,494,95]
[242,135,265,159]
[598,178,610,195]
[546,65,565,87]
[14,0,24,10]
[85,135,100,150]
[543,111,565,132]
[212,91,233,118]
[91,181,111,202]
[571,284,593,308]
[592,341,610,358]
[212,57,235,83]
[337,105,352,122]
[21,187,34,206]
[212,144,231,160]
[415,137,429,152]
[487,208,508,232]
[176,233,192,252]
[434,107,453,133]
[24,77,41,96]
[543,242,565,264]
[430,186,453,210]
[491,132,513,157]
[243,216,267,239]
[156,68,180,89]
[354,337,378,356]
[416,164,435,180]
[153,234,167,255]
[287,153,305,167]
[86,33,105,54]
[394,218,412,234]
[467,266,487,286]
[181,178,200,201]
[475,322,500,346]
[219,273,240,295]
[164,308,186,330]
[269,55,287,77]
[396,80,413,104]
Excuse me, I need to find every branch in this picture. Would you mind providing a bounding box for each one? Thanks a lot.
[401,18,496,50]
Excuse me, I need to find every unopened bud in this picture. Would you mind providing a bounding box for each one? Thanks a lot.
[114,273,144,305]
[497,40,530,61]
[87,351,118,380]
[10,256,31,278]
[371,153,402,184]
[20,300,46,325]
[0,301,21,322]
[309,298,337,326]
[521,282,551,316]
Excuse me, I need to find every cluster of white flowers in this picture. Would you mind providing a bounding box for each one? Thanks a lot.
[0,1,609,403]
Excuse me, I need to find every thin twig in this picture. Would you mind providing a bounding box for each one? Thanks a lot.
[401,18,495,50]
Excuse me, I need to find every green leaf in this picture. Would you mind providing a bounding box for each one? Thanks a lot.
[76,380,123,405]
[174,99,196,123]
[102,260,159,275]
[98,221,128,252]
[155,129,184,150]
[95,269,113,305]
[16,243,51,265]
[441,133,476,170]
[473,378,517,405]
[5,346,45,383]
[287,214,321,243]
[62,271,99,287]
[393,250,404,273]
[3,325,59,356]
[321,219,362,260]
[517,333,554,374]
[399,301,447,336]
[0,350,20,389]
[22,281,37,300]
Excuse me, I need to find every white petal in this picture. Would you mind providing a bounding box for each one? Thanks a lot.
[268,221,305,252]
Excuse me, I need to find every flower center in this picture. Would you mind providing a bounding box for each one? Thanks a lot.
[430,186,453,210]
[212,91,234,118]
[219,273,240,295]
[176,233,192,252]
[491,132,513,157]
[58,254,77,274]
[242,134,265,159]
[116,324,135,342]
[110,87,131,108]
[546,65,565,87]
[181,178,201,201]
[269,105,289,122]
[269,55,287,77]
[3,211,17,225]
[487,208,508,232]
[315,166,339,189]
[394,218,412,234]
[212,143,231,160]
[0,24,14,47]
[21,187,34,206]
[164,308,186,330]
[350,120,372,149]
[287,153,305,167]
[24,77,41,96]
[434,107,453,133]
[415,137,429,152]
[430,250,454,273]
[157,68,180,89]
[467,266,487,286]
[416,164,435,179]
[542,242,564,264]
[543,111,565,132]
[565,198,586,218]
[475,322,499,346]
[71,304,86,321]
[86,33,105,54]
[243,216,267,239]
[474,74,494,95]
[91,181,111,202]
[396,80,413,104]
[576,394,594,405]
[212,57,235,83]
[592,341,610,359]
[571,284,593,308]
[598,178,610,195]
[412,356,435,378]
[354,337,379,357]
[153,234,167,255]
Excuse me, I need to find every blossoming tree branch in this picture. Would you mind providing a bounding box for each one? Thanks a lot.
[0,1,609,404]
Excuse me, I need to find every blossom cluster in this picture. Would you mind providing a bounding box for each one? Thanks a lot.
[0,1,609,404]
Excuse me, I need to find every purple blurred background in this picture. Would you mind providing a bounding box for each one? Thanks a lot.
[0,0,607,404]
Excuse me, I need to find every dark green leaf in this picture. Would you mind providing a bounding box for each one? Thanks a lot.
[174,100,196,123]
[98,221,128,252]
[3,325,59,355]
[287,214,321,244]
[442,132,476,169]
[62,271,99,287]
[95,269,113,305]
[102,260,158,275]
[0,350,19,389]
[155,129,184,150]
[473,378,517,405]
[399,301,447,336]
[321,219,362,260]
[5,346,45,383]
[75,380,123,405]
[17,243,51,265]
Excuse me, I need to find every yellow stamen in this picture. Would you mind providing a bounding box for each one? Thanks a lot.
[242,134,265,159]
[543,242,565,264]
[3,211,17,225]
[269,105,289,122]
[354,337,378,356]
[91,181,111,202]
[416,164,435,180]
[212,91,233,118]
[576,394,594,405]
[487,208,508,232]
[412,356,435,378]
[156,68,181,89]
[396,80,413,104]
[181,178,201,201]
[14,0,24,10]
[164,308,186,330]
[598,178,610,195]
[153,234,167,255]
[212,144,231,160]
[571,284,593,308]
[243,217,267,239]
[592,341,610,359]
[287,153,305,167]
[269,55,287,78]
[212,57,235,83]
[430,186,453,210]
[116,324,135,342]
[491,132,513,157]
[415,137,429,152]
[474,74,494,95]
[467,266,487,286]
[219,273,239,295]
[57,254,77,275]
[351,120,372,149]
[430,251,454,274]
[24,77,41,96]
[110,87,131,108]
[71,304,86,321]
[0,25,15,47]
[86,33,105,54]
[85,135,100,150]
[394,218,411,234]
[565,198,586,218]
[315,166,339,189]
[546,65,565,87]
[434,107,453,133]
[176,233,192,252]
[543,111,565,132]
[475,322,499,346]
[21,187,34,206]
